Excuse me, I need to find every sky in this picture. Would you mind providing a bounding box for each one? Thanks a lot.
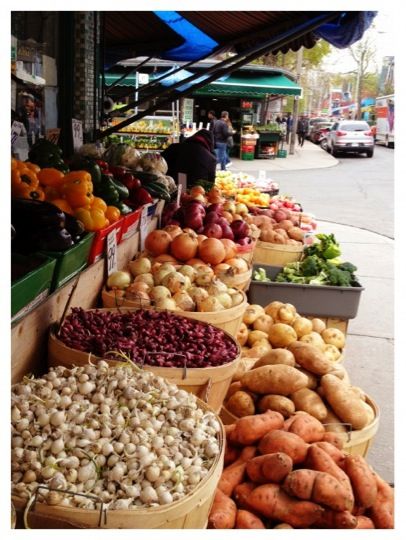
[322,11,395,74]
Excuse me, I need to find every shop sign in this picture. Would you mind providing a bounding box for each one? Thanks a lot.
[182,98,194,123]
[241,100,253,110]
[106,229,118,275]
[138,73,149,85]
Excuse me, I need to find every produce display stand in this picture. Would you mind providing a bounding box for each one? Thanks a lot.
[11,216,157,384]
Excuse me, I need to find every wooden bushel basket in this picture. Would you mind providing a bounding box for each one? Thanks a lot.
[253,240,303,266]
[12,398,225,529]
[48,308,241,413]
[101,289,248,339]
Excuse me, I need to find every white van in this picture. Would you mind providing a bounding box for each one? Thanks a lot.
[375,94,394,147]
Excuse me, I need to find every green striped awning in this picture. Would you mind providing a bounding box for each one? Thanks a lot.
[194,74,302,98]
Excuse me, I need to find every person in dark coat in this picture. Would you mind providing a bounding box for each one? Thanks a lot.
[297,115,309,147]
[213,111,230,171]
[161,129,217,188]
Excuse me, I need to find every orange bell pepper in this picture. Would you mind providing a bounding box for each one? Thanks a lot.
[91,197,108,213]
[24,161,41,174]
[61,171,94,208]
[105,206,121,223]
[44,185,62,201]
[12,182,45,201]
[37,167,65,187]
[11,166,45,200]
[50,198,74,215]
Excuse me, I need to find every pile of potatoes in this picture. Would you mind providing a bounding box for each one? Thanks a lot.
[224,329,376,435]
[237,302,345,363]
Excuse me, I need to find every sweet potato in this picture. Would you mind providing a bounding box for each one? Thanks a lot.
[225,381,243,400]
[253,348,296,368]
[283,469,354,512]
[235,509,266,529]
[247,483,324,528]
[258,430,309,464]
[257,394,295,417]
[229,410,284,446]
[320,374,374,430]
[241,364,308,395]
[226,391,256,418]
[233,482,256,510]
[290,387,328,421]
[284,411,326,443]
[288,341,333,375]
[305,445,354,510]
[208,488,237,529]
[224,443,240,466]
[368,473,394,528]
[313,509,357,529]
[246,452,293,484]
[321,432,345,449]
[355,516,375,529]
[218,462,247,497]
[312,442,345,466]
[344,455,377,508]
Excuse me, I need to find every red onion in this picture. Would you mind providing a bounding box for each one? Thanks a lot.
[230,220,250,240]
[203,223,223,239]
[220,224,234,240]
[58,308,238,369]
[236,236,252,246]
[206,203,223,214]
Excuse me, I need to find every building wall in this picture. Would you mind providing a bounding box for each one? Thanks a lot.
[73,11,101,139]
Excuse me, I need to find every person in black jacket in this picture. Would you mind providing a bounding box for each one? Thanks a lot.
[161,129,217,188]
[213,111,230,170]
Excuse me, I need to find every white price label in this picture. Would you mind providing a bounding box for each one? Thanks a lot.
[72,118,83,151]
[176,184,183,206]
[156,199,166,228]
[106,229,118,276]
[178,173,187,193]
[11,121,24,146]
[139,204,151,251]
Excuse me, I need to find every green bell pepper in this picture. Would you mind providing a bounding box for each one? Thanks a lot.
[69,156,102,187]
[111,178,130,201]
[93,174,120,205]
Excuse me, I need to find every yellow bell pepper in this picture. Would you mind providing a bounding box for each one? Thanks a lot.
[74,207,108,231]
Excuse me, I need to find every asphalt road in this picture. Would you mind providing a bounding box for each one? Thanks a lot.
[262,144,394,239]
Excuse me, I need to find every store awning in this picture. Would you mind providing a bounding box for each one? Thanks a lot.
[194,74,301,98]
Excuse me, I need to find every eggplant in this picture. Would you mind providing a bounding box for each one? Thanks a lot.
[64,213,85,240]
[11,199,66,230]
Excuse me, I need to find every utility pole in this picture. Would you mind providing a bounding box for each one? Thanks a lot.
[289,46,303,155]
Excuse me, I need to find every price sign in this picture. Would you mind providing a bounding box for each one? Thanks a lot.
[156,199,166,228]
[139,204,151,251]
[72,118,83,151]
[106,229,118,276]
[46,128,61,145]
[176,184,183,207]
[11,121,24,146]
[178,172,187,193]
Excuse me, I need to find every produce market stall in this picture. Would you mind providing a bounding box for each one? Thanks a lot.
[12,9,392,531]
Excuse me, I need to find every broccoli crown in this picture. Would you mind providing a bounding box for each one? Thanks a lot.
[300,255,322,277]
[337,261,358,274]
[324,263,352,287]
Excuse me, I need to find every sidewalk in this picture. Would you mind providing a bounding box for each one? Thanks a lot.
[228,140,338,172]
[317,221,394,483]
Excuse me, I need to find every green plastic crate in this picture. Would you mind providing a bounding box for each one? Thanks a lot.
[40,232,95,292]
[277,149,287,158]
[11,253,57,320]
[241,153,255,160]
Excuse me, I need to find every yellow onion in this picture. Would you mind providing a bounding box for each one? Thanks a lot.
[207,280,228,296]
[178,265,197,283]
[197,297,224,312]
[161,272,190,294]
[128,257,152,277]
[188,286,209,304]
[195,266,215,287]
[173,291,195,312]
[154,297,178,311]
[215,293,233,309]
[150,286,171,302]
[106,271,131,290]
[134,273,155,289]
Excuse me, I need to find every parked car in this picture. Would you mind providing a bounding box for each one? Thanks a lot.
[306,117,327,138]
[326,120,375,157]
[309,121,335,144]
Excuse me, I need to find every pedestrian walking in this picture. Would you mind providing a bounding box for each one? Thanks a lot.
[297,115,309,147]
[285,111,293,144]
[222,111,235,168]
[212,110,230,171]
[207,110,217,143]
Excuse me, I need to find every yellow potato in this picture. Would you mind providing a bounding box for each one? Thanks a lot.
[300,331,326,351]
[290,388,328,421]
[254,349,296,368]
[322,328,346,349]
[226,390,255,418]
[268,324,297,348]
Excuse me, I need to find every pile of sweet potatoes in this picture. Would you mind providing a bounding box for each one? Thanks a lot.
[208,411,394,529]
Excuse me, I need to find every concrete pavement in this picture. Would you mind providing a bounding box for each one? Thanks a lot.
[229,139,338,172]
[227,142,394,482]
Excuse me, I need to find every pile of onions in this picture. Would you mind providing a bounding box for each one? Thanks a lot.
[59,308,239,368]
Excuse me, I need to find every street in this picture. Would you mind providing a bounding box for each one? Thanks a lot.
[239,144,395,482]
[262,144,394,238]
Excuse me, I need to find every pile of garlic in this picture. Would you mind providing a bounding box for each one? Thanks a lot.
[11,361,221,510]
